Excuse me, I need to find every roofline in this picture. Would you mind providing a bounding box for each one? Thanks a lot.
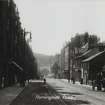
[82,50,105,63]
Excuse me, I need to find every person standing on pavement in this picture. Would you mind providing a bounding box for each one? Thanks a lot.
[96,72,102,91]
[43,75,46,84]
[102,73,105,91]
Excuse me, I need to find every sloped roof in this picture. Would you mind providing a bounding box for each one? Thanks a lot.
[80,43,89,53]
[82,51,105,62]
[77,48,99,59]
[80,49,92,57]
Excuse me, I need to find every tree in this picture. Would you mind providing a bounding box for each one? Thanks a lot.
[84,32,89,44]
[89,34,100,48]
[40,68,49,76]
[0,0,39,88]
[70,32,100,49]
[51,62,60,78]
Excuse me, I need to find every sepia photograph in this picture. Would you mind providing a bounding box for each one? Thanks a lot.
[0,0,105,105]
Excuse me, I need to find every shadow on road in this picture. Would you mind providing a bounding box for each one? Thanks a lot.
[9,82,90,105]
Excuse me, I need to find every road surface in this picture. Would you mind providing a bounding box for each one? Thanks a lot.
[46,78,105,105]
[9,79,105,105]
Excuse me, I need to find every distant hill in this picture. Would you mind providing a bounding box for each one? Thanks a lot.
[34,53,55,69]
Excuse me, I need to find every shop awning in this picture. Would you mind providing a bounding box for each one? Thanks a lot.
[11,61,23,71]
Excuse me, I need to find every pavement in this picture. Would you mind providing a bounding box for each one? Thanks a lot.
[60,79,95,91]
[0,84,24,105]
[0,80,41,105]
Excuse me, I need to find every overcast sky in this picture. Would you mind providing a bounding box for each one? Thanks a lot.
[15,0,105,55]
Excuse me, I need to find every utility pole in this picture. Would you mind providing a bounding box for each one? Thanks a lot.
[68,42,70,83]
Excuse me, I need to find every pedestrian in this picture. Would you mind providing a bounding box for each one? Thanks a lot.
[92,80,96,91]
[43,76,46,84]
[72,77,75,84]
[102,77,105,91]
[96,72,102,91]
[27,79,29,84]
[43,78,46,84]
[80,78,83,84]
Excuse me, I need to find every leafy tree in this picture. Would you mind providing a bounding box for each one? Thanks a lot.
[71,34,83,48]
[40,68,49,76]
[89,34,100,48]
[70,32,100,49]
[84,32,89,44]
[51,62,60,78]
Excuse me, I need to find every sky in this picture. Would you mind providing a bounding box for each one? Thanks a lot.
[15,0,105,55]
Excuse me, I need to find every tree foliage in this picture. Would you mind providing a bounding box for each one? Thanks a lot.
[70,32,100,49]
[0,0,39,88]
[51,62,60,78]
